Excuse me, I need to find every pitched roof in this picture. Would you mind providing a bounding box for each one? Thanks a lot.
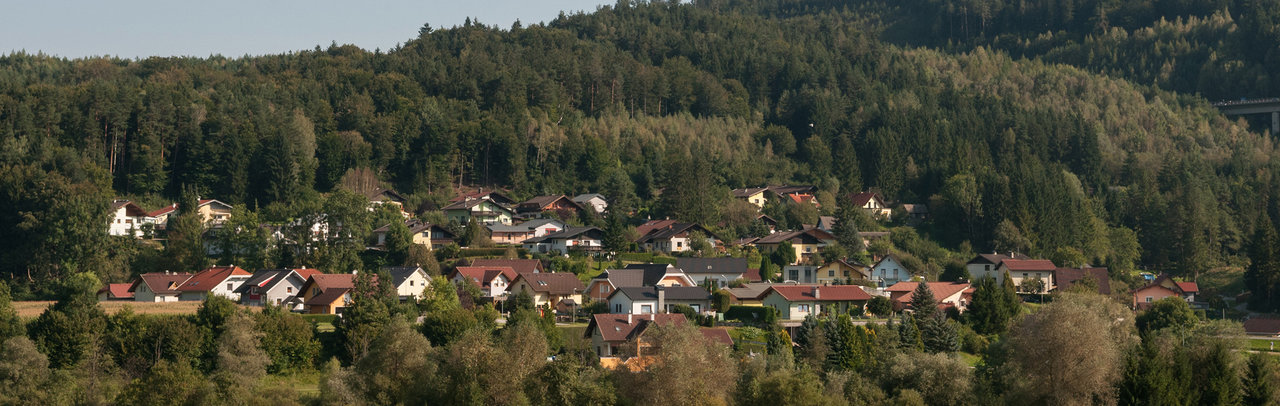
[677,258,748,275]
[98,283,134,299]
[514,272,586,295]
[620,264,686,286]
[1054,267,1112,295]
[572,193,606,203]
[700,327,734,346]
[612,286,713,301]
[731,187,769,198]
[145,199,232,218]
[848,192,884,207]
[525,226,603,243]
[1176,282,1199,293]
[309,273,356,291]
[234,270,291,294]
[112,200,148,217]
[585,313,688,342]
[131,272,195,295]
[468,258,544,274]
[453,266,518,287]
[767,185,817,195]
[765,285,872,302]
[364,187,406,203]
[1001,259,1057,271]
[448,188,515,205]
[743,268,762,282]
[635,222,714,242]
[635,219,681,237]
[441,197,514,212]
[516,195,584,213]
[754,228,833,245]
[305,287,350,305]
[384,266,426,287]
[175,266,250,292]
[885,282,972,303]
[726,282,797,300]
[487,218,564,233]
[1245,318,1280,335]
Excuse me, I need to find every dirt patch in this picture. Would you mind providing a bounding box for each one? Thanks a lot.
[15,300,224,319]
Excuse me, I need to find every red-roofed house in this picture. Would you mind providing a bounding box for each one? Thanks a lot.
[885,281,973,313]
[1132,273,1198,310]
[109,200,150,238]
[584,313,688,358]
[129,272,194,302]
[466,258,545,275]
[148,199,234,229]
[761,285,873,321]
[97,283,135,301]
[1245,318,1280,337]
[450,266,518,298]
[848,192,892,218]
[299,274,356,314]
[176,266,252,301]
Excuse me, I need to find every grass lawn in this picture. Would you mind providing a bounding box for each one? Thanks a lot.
[1250,339,1280,352]
[958,352,983,367]
[314,322,336,333]
[261,371,324,402]
[1199,266,1246,297]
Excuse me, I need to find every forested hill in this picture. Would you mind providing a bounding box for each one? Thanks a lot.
[1,0,1277,287]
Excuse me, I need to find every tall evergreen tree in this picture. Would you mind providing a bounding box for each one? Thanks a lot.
[1247,216,1280,311]
[833,203,864,254]
[966,276,1008,334]
[910,281,939,319]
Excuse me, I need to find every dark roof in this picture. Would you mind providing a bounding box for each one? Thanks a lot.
[384,266,426,287]
[635,222,716,243]
[1054,267,1112,295]
[112,200,148,217]
[676,258,748,275]
[767,185,817,195]
[468,259,544,274]
[305,287,350,305]
[516,195,584,213]
[766,285,873,302]
[514,272,586,295]
[635,219,680,237]
[612,286,713,301]
[1245,318,1280,335]
[525,226,604,243]
[176,266,250,292]
[848,192,884,207]
[967,252,1032,266]
[364,187,406,203]
[621,264,683,286]
[585,313,688,342]
[755,229,832,245]
[234,270,291,294]
[731,187,770,198]
[441,197,514,212]
[448,188,516,205]
[131,272,194,295]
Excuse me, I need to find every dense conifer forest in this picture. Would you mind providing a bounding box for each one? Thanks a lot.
[3,0,1280,404]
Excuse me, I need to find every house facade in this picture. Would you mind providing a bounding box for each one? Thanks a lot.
[175,266,252,301]
[1132,273,1198,309]
[510,272,586,308]
[870,255,913,287]
[885,281,973,313]
[849,192,892,218]
[235,268,321,307]
[635,222,718,254]
[487,219,565,245]
[385,266,431,301]
[300,274,355,314]
[586,266,697,301]
[129,272,193,302]
[451,266,518,298]
[109,200,150,238]
[585,313,687,358]
[523,226,604,254]
[515,195,585,219]
[607,286,714,314]
[754,229,835,265]
[572,194,609,214]
[732,188,771,208]
[443,198,514,226]
[816,260,871,285]
[677,258,748,288]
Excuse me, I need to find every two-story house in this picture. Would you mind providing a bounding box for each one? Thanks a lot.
[760,285,873,321]
[175,265,252,301]
[607,286,714,314]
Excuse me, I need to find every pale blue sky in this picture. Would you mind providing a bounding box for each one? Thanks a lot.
[2,0,616,59]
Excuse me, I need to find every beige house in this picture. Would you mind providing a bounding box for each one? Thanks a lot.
[509,272,586,308]
[147,199,234,228]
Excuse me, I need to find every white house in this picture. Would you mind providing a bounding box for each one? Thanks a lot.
[452,266,518,298]
[384,266,432,301]
[522,226,605,254]
[129,272,193,302]
[175,266,253,301]
[234,268,321,307]
[849,192,892,218]
[109,200,150,238]
[607,286,714,314]
[870,255,913,287]
[572,193,609,214]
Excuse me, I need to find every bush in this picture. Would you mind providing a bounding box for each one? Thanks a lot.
[956,323,989,354]
[724,306,777,325]
[868,296,893,317]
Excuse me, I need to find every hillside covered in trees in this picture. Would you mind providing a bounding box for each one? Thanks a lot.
[1,0,1278,291]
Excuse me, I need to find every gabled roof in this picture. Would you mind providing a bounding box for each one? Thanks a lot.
[175,266,250,292]
[573,193,606,203]
[610,286,713,302]
[731,187,770,198]
[755,228,834,245]
[468,258,544,274]
[619,264,690,286]
[364,187,406,203]
[885,282,971,303]
[453,266,518,288]
[677,258,748,275]
[307,273,356,291]
[635,219,680,237]
[384,266,427,287]
[98,283,134,299]
[585,313,688,342]
[487,218,564,233]
[902,204,929,214]
[448,188,516,205]
[112,200,148,217]
[768,185,817,195]
[513,272,586,295]
[234,270,291,294]
[305,287,350,306]
[765,285,872,302]
[700,328,734,346]
[635,222,716,243]
[145,199,232,217]
[848,192,885,207]
[726,282,796,300]
[130,272,194,295]
[441,197,515,212]
[1054,267,1112,295]
[1135,273,1198,295]
[516,195,584,213]
[1177,282,1199,293]
[1001,259,1057,271]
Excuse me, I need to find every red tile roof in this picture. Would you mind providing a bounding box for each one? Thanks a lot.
[1001,259,1057,271]
[1176,282,1199,293]
[1245,318,1280,335]
[635,220,680,237]
[293,268,323,280]
[453,266,517,288]
[98,283,135,299]
[849,192,882,206]
[766,285,872,302]
[586,313,687,342]
[175,266,250,292]
[885,282,972,303]
[700,327,734,346]
[467,258,544,274]
[308,273,356,290]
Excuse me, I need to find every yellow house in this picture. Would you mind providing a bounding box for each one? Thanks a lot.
[732,188,771,208]
[510,272,586,308]
[299,274,355,315]
[753,229,835,265]
[815,260,871,285]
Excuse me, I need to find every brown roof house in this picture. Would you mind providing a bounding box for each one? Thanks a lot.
[848,192,892,218]
[515,195,585,220]
[299,273,357,315]
[1245,318,1280,337]
[129,272,194,302]
[175,265,253,302]
[885,281,974,313]
[760,285,873,321]
[97,283,135,301]
[585,313,689,358]
[635,222,718,255]
[467,258,545,275]
[510,272,586,309]
[1053,267,1112,295]
[450,266,519,298]
[585,265,696,301]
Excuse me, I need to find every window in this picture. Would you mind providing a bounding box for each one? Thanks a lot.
[287,287,293,294]
[275,298,282,305]
[615,303,622,313]
[641,305,653,314]
[798,304,811,313]
[226,283,233,291]
[1022,273,1028,278]
[790,270,800,281]
[691,304,701,312]
[985,265,991,271]
[601,285,609,293]
[409,280,415,287]
[677,241,683,248]
[1146,296,1153,303]
[828,270,835,277]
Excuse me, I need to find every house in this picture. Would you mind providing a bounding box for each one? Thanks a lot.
[515,195,585,219]
[885,281,973,313]
[761,285,873,321]
[364,187,409,217]
[585,313,688,358]
[109,200,150,238]
[175,266,252,301]
[1132,273,1198,310]
[858,231,890,247]
[767,185,818,202]
[848,192,892,218]
[635,221,718,254]
[1244,318,1280,337]
[732,188,772,208]
[1053,267,1112,295]
[998,259,1058,293]
[782,264,820,284]
[372,219,457,250]
[442,198,515,226]
[677,258,750,288]
[97,283,135,301]
[816,260,871,285]
[486,219,565,245]
[787,193,819,208]
[754,229,836,265]
[129,272,194,302]
[300,273,356,314]
[147,199,234,229]
[572,194,609,214]
[233,268,321,307]
[448,188,517,206]
[522,226,604,254]
[870,255,913,287]
[608,286,714,314]
[901,204,929,221]
[509,272,586,308]
[384,266,431,301]
[451,266,518,298]
[966,252,1032,282]
[467,258,545,275]
[816,216,837,232]
[585,266,696,301]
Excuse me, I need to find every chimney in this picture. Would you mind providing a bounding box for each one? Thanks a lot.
[649,313,655,321]
[627,314,633,323]
[656,286,666,313]
[813,286,820,300]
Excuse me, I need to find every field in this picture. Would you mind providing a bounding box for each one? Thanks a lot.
[14,300,228,318]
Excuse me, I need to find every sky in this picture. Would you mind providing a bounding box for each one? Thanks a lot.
[1,0,617,59]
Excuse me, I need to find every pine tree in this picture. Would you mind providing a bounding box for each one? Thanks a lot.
[920,313,960,353]
[833,203,864,253]
[966,276,1007,334]
[1244,352,1278,405]
[910,281,938,319]
[1247,217,1280,311]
